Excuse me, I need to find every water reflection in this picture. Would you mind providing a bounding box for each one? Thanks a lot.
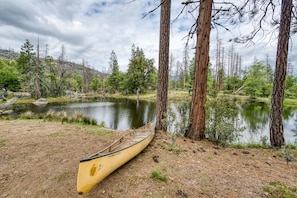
[292,115,297,141]
[8,98,297,143]
[11,98,156,131]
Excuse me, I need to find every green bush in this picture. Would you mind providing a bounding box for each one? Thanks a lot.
[205,97,244,146]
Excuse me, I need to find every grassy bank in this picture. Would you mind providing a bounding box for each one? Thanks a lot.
[1,91,297,107]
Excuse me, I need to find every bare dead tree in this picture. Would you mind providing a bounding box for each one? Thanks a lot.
[35,38,40,100]
[183,43,189,89]
[169,53,174,90]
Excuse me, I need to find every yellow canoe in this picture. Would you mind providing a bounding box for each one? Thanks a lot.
[77,123,155,194]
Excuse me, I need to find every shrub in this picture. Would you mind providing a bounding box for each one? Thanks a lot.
[205,97,244,147]
[19,111,35,119]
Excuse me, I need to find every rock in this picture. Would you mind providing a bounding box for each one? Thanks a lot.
[176,189,188,197]
[152,155,159,163]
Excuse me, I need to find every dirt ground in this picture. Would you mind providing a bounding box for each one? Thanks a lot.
[0,120,296,198]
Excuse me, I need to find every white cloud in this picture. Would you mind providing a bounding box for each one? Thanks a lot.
[0,0,296,76]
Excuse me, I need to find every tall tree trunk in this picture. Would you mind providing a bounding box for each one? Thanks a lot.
[269,0,292,147]
[155,0,171,131]
[183,43,188,90]
[185,0,213,140]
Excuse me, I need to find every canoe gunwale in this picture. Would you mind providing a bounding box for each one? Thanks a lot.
[79,124,154,162]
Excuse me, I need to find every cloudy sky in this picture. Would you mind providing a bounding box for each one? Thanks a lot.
[0,0,296,75]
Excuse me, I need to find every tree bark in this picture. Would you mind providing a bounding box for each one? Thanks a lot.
[155,0,171,131]
[185,0,213,140]
[269,0,292,147]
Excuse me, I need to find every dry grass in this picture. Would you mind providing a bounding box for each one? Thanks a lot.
[0,120,296,198]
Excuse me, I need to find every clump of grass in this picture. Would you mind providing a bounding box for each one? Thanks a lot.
[98,121,105,127]
[0,116,10,120]
[150,170,168,182]
[281,146,295,165]
[230,143,246,149]
[19,111,35,119]
[67,112,98,125]
[44,110,67,122]
[20,110,98,126]
[230,142,264,149]
[262,181,297,197]
[260,135,270,148]
[0,139,6,148]
[44,110,56,121]
[246,142,263,148]
[286,143,297,150]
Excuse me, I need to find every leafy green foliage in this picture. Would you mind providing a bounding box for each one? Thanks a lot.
[16,39,36,93]
[124,45,157,94]
[224,76,243,94]
[89,77,102,93]
[105,51,122,93]
[285,75,297,99]
[242,62,273,98]
[162,100,190,148]
[205,97,244,146]
[0,59,20,92]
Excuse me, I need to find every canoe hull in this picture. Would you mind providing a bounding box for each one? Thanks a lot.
[77,125,154,194]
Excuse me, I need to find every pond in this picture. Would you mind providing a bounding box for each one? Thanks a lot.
[11,98,156,130]
[8,98,297,144]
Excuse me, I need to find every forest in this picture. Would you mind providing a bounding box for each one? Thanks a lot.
[1,1,297,148]
[1,40,296,100]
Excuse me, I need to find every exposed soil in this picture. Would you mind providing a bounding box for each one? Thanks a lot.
[0,120,296,198]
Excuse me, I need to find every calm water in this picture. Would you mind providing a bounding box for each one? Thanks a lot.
[11,98,156,130]
[9,98,297,143]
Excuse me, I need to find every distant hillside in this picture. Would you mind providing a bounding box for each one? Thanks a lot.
[0,48,106,78]
[0,48,19,60]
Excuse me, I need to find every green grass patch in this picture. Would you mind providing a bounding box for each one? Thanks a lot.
[15,97,72,104]
[18,110,98,126]
[286,144,297,150]
[0,116,10,120]
[229,143,246,149]
[150,170,168,182]
[245,142,264,148]
[230,142,265,149]
[0,139,6,148]
[263,181,297,198]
